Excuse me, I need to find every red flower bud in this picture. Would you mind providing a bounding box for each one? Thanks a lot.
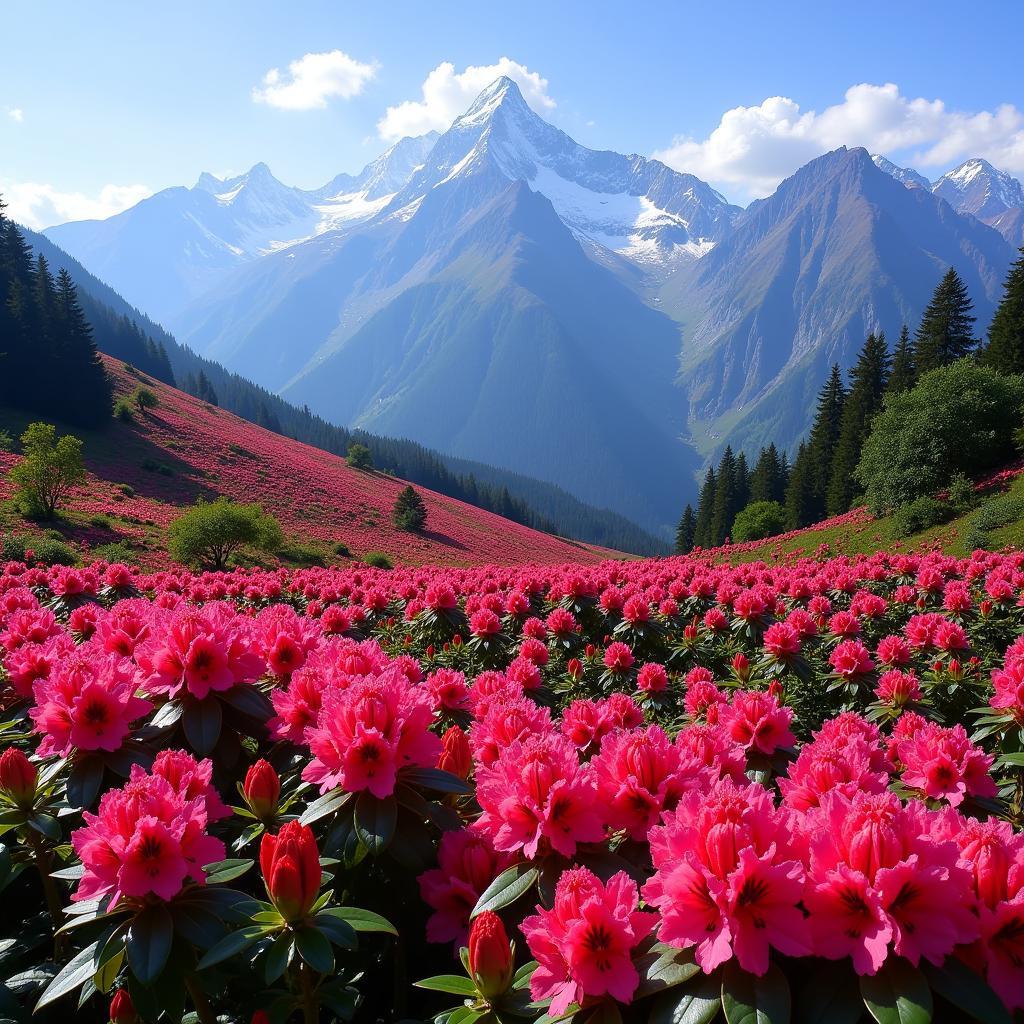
[980,600,993,616]
[732,653,750,680]
[0,748,37,806]
[683,623,699,641]
[109,989,137,1024]
[426,645,435,659]
[452,634,462,647]
[584,644,596,659]
[260,821,321,922]
[468,911,514,1000]
[251,1013,271,1024]
[243,759,281,820]
[437,726,472,780]
[566,658,583,680]
[768,679,783,700]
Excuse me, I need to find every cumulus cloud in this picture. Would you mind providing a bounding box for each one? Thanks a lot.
[377,58,555,141]
[7,108,23,123]
[1,181,152,230]
[253,49,378,111]
[654,84,1024,202]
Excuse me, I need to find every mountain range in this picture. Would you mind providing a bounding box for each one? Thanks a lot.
[41,77,1022,536]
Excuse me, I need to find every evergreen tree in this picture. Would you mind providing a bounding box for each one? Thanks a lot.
[983,248,1024,375]
[750,443,788,505]
[675,504,696,555]
[913,268,977,372]
[888,324,916,394]
[806,365,847,523]
[826,333,891,515]
[784,442,816,529]
[392,485,428,532]
[734,451,751,514]
[692,467,717,549]
[54,268,112,425]
[710,446,739,546]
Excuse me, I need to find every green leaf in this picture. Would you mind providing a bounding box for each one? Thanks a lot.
[650,972,722,1024]
[400,767,472,794]
[35,940,100,1010]
[196,924,267,970]
[264,932,293,984]
[471,864,539,917]
[92,949,124,994]
[859,959,932,1024]
[414,974,478,995]
[27,812,61,841]
[794,962,862,1024]
[295,926,334,974]
[633,943,700,999]
[182,697,222,756]
[513,960,539,990]
[169,903,225,949]
[921,957,1010,1024]
[354,791,397,856]
[219,684,273,720]
[299,787,352,825]
[150,700,183,730]
[126,904,173,985]
[320,905,398,936]
[65,756,105,809]
[202,857,253,884]
[584,1003,622,1024]
[721,960,791,1024]
[313,911,358,950]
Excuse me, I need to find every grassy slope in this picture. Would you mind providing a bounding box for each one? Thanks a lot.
[0,358,619,569]
[715,473,1024,566]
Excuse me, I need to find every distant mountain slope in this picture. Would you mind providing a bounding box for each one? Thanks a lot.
[932,158,1024,247]
[664,147,1014,458]
[20,223,662,553]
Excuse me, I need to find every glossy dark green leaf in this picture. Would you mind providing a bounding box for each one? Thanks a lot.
[633,943,700,999]
[295,925,334,974]
[794,961,862,1024]
[859,959,932,1024]
[320,905,397,936]
[182,697,222,756]
[126,904,173,985]
[650,971,722,1024]
[921,958,1007,1024]
[65,756,105,809]
[35,940,100,1009]
[401,767,472,794]
[195,924,267,970]
[299,787,352,825]
[414,974,478,995]
[264,931,293,984]
[202,857,254,884]
[471,863,539,917]
[721,960,791,1024]
[354,791,397,856]
[219,683,274,720]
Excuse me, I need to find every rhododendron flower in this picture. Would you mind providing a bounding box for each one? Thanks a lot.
[636,662,668,693]
[719,690,795,756]
[136,603,262,699]
[476,733,603,859]
[874,669,921,707]
[470,609,501,638]
[522,868,657,1014]
[603,642,634,672]
[876,635,912,667]
[829,639,875,679]
[303,666,440,797]
[897,722,997,807]
[418,827,514,948]
[425,668,471,712]
[763,621,801,660]
[437,725,472,779]
[31,648,151,757]
[683,680,726,720]
[72,761,225,906]
[150,749,231,821]
[471,696,552,766]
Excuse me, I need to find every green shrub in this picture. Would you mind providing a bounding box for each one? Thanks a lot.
[278,541,328,567]
[363,551,393,569]
[856,360,1024,513]
[168,498,283,571]
[971,494,1024,532]
[131,386,159,414]
[961,526,992,552]
[947,473,976,514]
[891,496,954,537]
[91,541,139,565]
[31,537,78,566]
[9,422,86,519]
[332,541,351,557]
[731,500,787,543]
[89,514,112,529]
[0,429,13,452]
[116,483,135,497]
[346,443,373,470]
[113,398,134,422]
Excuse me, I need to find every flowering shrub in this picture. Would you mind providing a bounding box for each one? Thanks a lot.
[2,545,1024,1022]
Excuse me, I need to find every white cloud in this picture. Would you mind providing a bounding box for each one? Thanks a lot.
[253,49,378,111]
[1,181,152,230]
[377,58,555,141]
[7,108,23,123]
[654,84,1024,203]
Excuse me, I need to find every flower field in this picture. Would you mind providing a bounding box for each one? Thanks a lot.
[2,544,1024,1024]
[0,358,615,569]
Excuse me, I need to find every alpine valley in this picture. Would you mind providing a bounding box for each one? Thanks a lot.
[43,77,1022,537]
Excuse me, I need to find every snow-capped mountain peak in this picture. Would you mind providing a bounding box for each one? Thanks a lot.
[870,154,930,190]
[933,157,1024,216]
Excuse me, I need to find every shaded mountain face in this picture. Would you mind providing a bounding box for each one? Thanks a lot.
[870,155,930,190]
[931,159,1024,246]
[43,137,439,324]
[664,147,1015,459]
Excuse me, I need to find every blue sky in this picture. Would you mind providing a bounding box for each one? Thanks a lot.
[3,0,1023,227]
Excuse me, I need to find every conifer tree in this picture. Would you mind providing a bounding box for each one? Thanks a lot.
[710,446,738,545]
[784,442,816,529]
[826,333,891,515]
[888,324,916,394]
[692,466,717,549]
[750,443,788,505]
[983,248,1024,376]
[806,365,847,523]
[392,485,428,532]
[734,451,751,514]
[913,268,977,372]
[675,504,696,554]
